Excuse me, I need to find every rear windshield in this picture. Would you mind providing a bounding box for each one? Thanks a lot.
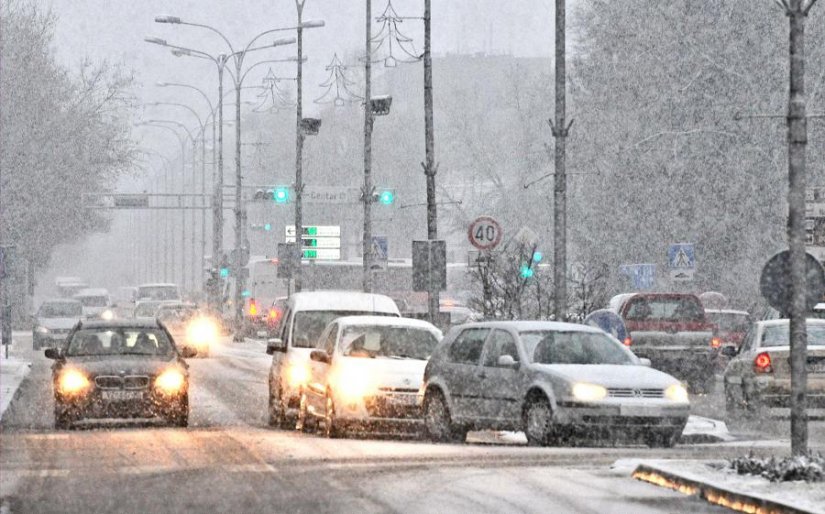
[341,325,439,360]
[38,302,83,318]
[137,286,180,301]
[76,296,108,308]
[157,307,198,324]
[521,330,634,365]
[624,297,705,322]
[292,311,396,348]
[706,312,750,332]
[66,328,173,357]
[135,303,161,318]
[761,324,825,347]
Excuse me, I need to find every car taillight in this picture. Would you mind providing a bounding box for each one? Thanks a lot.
[248,300,258,317]
[753,352,772,374]
[710,336,722,349]
[623,337,632,347]
[268,308,280,320]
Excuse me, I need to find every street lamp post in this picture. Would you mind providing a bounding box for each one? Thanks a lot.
[363,0,374,293]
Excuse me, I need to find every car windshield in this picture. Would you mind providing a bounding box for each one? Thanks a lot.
[65,328,173,357]
[38,302,82,318]
[76,296,108,307]
[624,297,705,322]
[137,286,179,301]
[157,307,197,324]
[341,325,439,359]
[706,312,750,332]
[292,311,395,348]
[761,324,825,347]
[521,330,634,365]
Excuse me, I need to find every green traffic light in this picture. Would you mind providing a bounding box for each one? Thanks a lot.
[264,223,272,231]
[378,190,394,205]
[219,267,229,278]
[274,187,289,203]
[520,264,534,279]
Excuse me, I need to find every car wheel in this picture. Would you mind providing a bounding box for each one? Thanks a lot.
[322,392,342,438]
[295,391,315,432]
[645,429,680,448]
[168,396,189,427]
[423,390,464,443]
[54,405,76,430]
[524,397,554,447]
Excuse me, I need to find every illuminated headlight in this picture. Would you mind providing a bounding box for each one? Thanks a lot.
[35,326,50,334]
[187,317,219,347]
[99,309,115,321]
[155,369,186,395]
[335,368,375,402]
[665,383,689,403]
[287,363,310,388]
[58,369,91,395]
[571,382,608,402]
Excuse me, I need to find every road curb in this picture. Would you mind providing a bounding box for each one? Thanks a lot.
[632,463,817,513]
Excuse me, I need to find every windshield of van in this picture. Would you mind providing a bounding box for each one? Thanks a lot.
[292,311,395,348]
[38,302,83,318]
[137,286,180,301]
[76,296,108,307]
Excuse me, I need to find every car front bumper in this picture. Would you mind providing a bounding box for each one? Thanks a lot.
[55,388,187,419]
[553,401,689,437]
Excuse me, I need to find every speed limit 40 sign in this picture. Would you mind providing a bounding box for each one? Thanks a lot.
[468,216,503,250]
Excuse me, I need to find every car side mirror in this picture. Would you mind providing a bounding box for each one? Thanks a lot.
[266,338,286,355]
[721,345,738,358]
[497,354,518,368]
[44,348,63,360]
[180,347,198,358]
[639,357,652,367]
[310,350,331,364]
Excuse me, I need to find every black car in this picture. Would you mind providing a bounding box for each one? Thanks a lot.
[45,319,195,429]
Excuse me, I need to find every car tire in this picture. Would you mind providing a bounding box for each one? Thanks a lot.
[268,383,290,429]
[524,397,554,447]
[322,392,342,439]
[54,405,76,430]
[423,390,465,443]
[295,391,316,433]
[168,396,189,427]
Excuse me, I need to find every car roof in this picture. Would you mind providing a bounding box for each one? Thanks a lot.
[333,316,440,331]
[78,319,161,329]
[756,318,825,328]
[40,298,82,305]
[453,320,605,334]
[157,302,197,309]
[74,288,109,297]
[704,309,750,316]
[287,291,400,314]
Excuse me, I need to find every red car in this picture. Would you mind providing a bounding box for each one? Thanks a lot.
[609,293,721,393]
[704,309,751,349]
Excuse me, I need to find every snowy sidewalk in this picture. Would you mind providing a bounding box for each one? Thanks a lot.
[626,458,824,513]
[0,351,31,421]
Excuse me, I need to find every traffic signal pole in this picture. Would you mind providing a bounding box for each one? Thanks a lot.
[423,0,440,326]
[294,0,306,293]
[362,0,374,293]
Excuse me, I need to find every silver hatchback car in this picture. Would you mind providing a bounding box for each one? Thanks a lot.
[419,321,690,447]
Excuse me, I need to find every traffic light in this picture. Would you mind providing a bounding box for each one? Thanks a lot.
[250,222,275,231]
[264,223,272,231]
[375,188,395,205]
[519,263,534,279]
[253,186,291,203]
[532,251,543,263]
[219,266,229,278]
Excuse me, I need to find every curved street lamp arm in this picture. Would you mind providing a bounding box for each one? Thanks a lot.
[239,25,306,57]
[177,21,237,56]
[146,102,205,131]
[157,83,215,114]
[146,119,196,142]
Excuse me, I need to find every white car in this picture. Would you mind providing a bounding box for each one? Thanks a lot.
[266,291,401,428]
[296,316,442,437]
[73,288,114,320]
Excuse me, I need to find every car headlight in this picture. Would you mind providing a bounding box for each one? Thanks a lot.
[571,382,608,402]
[187,317,219,346]
[335,368,375,402]
[58,369,91,395]
[35,326,49,334]
[665,383,689,403]
[99,309,115,321]
[287,363,310,388]
[155,369,186,395]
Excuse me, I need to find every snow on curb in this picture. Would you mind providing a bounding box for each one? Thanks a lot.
[631,459,824,513]
[681,415,734,443]
[0,355,32,420]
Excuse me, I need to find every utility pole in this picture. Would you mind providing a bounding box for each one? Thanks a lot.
[363,0,374,293]
[784,0,817,457]
[213,59,226,312]
[423,0,439,325]
[294,0,306,293]
[550,0,571,320]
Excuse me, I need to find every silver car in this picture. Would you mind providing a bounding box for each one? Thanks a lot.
[419,321,690,447]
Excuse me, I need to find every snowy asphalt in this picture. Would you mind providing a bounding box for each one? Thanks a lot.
[1,334,821,513]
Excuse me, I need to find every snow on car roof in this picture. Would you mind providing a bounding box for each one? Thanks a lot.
[41,298,82,305]
[288,291,400,314]
[459,320,605,333]
[757,318,825,327]
[74,288,109,297]
[704,309,750,316]
[137,283,178,288]
[333,315,440,331]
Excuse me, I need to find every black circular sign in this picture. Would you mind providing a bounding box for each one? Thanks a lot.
[759,250,825,313]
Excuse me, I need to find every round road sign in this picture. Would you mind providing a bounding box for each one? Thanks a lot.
[759,250,825,314]
[468,216,503,250]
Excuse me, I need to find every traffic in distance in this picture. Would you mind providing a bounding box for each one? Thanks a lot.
[23,272,824,441]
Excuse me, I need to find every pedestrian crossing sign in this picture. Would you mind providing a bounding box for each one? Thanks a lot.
[667,243,695,281]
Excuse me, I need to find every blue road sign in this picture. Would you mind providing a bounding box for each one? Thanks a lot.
[370,236,388,271]
[619,264,656,290]
[668,243,695,281]
[584,309,628,343]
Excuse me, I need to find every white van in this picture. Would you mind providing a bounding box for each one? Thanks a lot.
[265,291,400,428]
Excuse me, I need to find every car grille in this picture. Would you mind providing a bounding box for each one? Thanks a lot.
[94,375,151,390]
[365,393,420,419]
[607,388,664,399]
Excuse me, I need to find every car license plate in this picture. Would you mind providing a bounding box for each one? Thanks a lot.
[620,405,663,417]
[101,390,143,401]
[388,395,417,406]
[808,362,825,374]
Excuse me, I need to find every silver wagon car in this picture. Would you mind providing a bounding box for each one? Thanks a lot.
[419,321,690,447]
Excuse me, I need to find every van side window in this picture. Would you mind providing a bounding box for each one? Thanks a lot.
[280,309,292,343]
[324,324,337,355]
[448,328,489,365]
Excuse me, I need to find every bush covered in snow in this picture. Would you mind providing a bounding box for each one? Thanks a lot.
[729,453,824,483]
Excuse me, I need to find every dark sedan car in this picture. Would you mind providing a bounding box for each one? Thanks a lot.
[45,320,195,429]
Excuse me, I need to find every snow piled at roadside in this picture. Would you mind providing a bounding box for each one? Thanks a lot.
[0,355,31,419]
